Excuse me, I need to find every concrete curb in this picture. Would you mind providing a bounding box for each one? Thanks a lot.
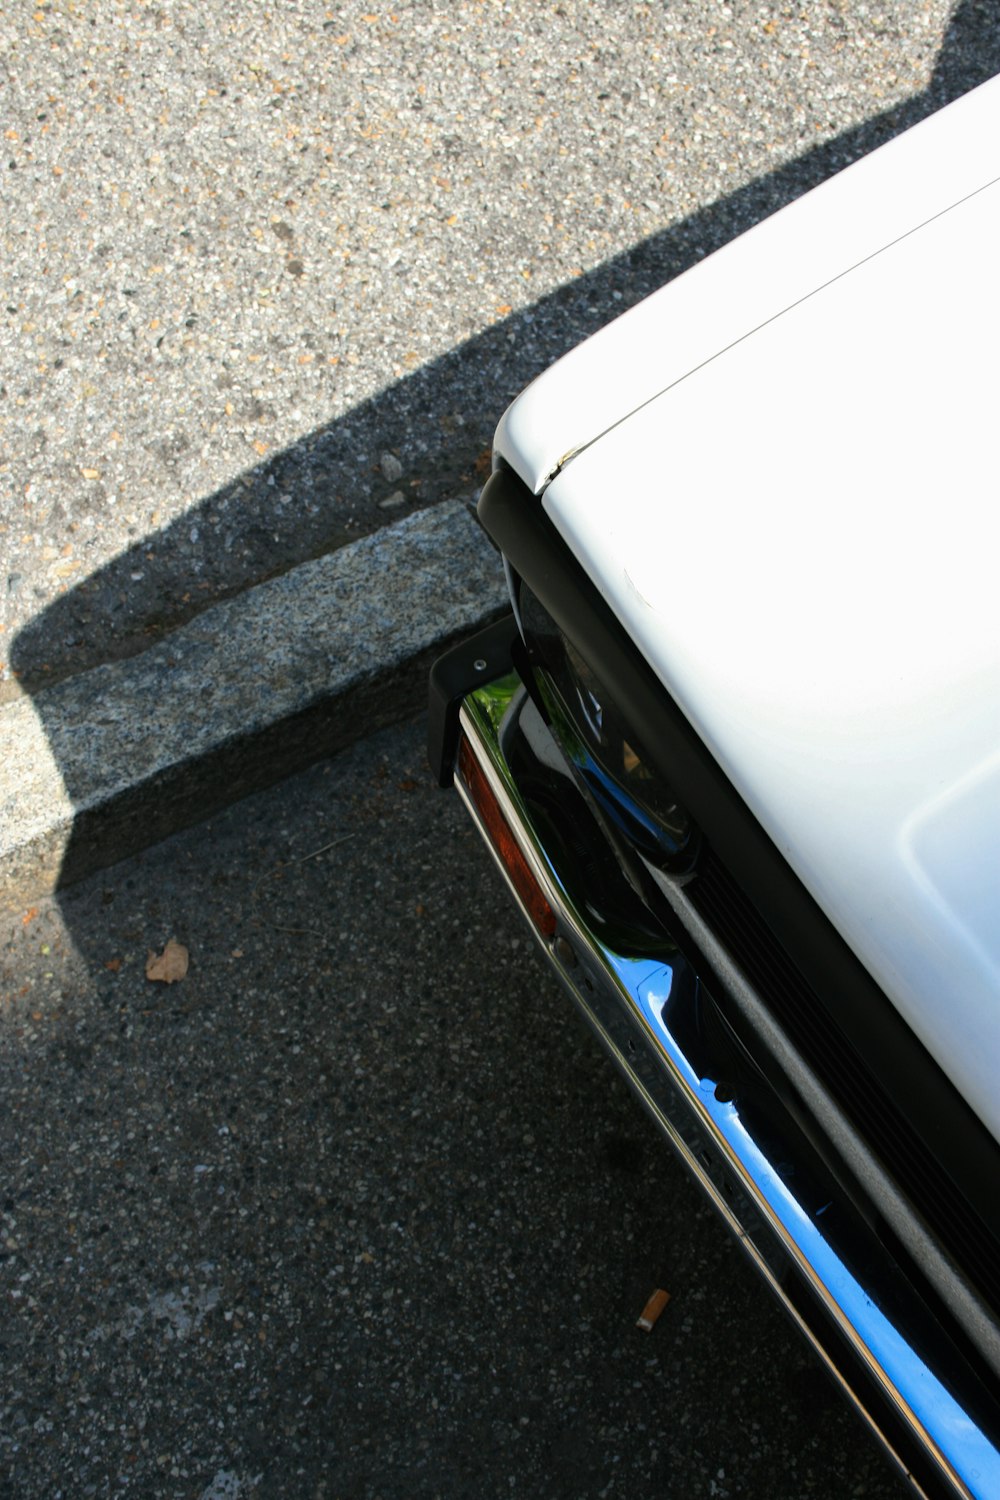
[0,502,507,914]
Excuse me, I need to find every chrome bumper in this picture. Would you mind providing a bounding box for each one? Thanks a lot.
[455,673,1000,1500]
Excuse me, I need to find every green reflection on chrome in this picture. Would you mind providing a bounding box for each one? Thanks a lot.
[466,670,521,740]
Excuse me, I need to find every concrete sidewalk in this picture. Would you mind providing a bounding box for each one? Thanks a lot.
[0,502,506,913]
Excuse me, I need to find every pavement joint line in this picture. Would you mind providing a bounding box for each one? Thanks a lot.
[0,501,506,914]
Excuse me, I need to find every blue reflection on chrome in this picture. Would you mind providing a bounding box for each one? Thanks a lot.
[608,949,1000,1496]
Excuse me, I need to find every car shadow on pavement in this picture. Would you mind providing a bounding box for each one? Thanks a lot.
[9,0,1000,896]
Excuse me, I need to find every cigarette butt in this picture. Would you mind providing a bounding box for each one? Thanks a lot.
[636,1287,671,1332]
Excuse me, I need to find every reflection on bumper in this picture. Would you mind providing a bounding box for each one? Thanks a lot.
[456,675,1000,1500]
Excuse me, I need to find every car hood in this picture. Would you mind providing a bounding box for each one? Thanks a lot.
[495,77,1000,1147]
[495,75,1000,496]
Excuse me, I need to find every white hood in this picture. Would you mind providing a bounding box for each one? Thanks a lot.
[496,75,1000,495]
[496,77,1000,1145]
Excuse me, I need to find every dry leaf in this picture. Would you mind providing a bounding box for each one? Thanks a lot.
[145,938,189,984]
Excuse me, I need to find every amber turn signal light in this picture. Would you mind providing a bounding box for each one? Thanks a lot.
[458,733,557,939]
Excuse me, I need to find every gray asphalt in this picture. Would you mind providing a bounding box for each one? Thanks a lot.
[5,1,996,696]
[1,713,908,1500]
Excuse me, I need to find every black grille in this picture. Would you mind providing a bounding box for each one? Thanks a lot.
[688,843,1000,1319]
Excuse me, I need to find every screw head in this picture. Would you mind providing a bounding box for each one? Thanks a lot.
[552,936,577,968]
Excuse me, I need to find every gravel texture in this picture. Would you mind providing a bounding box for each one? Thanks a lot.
[0,714,909,1500]
[4,1,999,695]
[0,501,505,909]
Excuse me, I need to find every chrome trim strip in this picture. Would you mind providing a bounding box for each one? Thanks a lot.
[456,684,1000,1500]
[644,857,1000,1384]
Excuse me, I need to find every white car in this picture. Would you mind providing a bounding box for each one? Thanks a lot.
[429,74,1000,1498]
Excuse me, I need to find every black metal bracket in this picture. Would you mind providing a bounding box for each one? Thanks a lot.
[427,612,519,786]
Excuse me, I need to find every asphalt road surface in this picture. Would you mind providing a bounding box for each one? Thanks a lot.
[1,715,909,1500]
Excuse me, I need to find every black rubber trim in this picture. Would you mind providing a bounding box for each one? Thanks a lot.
[427,613,519,786]
[478,464,1000,1261]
